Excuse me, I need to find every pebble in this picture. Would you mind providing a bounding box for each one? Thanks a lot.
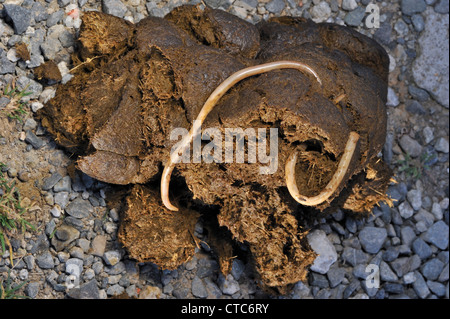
[102,0,128,18]
[434,137,449,153]
[266,0,285,14]
[342,0,358,11]
[421,258,445,281]
[307,229,338,274]
[401,0,427,16]
[65,198,93,219]
[103,250,121,266]
[191,276,208,298]
[412,9,449,108]
[359,227,388,254]
[218,274,240,295]
[398,201,414,219]
[412,238,433,259]
[407,189,423,211]
[25,282,40,298]
[344,6,366,26]
[310,2,332,23]
[386,87,400,107]
[3,4,32,35]
[413,271,430,298]
[399,135,422,158]
[423,221,449,250]
[36,251,55,269]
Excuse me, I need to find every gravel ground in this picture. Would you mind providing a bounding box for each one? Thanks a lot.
[0,0,448,300]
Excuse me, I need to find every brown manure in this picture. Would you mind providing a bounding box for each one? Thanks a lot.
[37,5,392,293]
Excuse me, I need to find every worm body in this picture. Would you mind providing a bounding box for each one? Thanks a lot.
[161,61,323,211]
[285,131,360,206]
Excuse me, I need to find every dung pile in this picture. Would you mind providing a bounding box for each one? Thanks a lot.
[37,5,392,293]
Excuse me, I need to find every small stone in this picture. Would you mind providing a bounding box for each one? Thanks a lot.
[310,1,331,23]
[399,135,422,158]
[65,258,83,277]
[3,4,32,35]
[103,250,121,266]
[54,192,69,209]
[342,247,369,267]
[138,285,161,299]
[231,259,245,281]
[359,227,387,254]
[327,267,346,288]
[25,130,45,149]
[266,0,285,14]
[69,246,84,259]
[412,238,433,260]
[380,261,399,282]
[42,173,62,191]
[421,258,445,281]
[413,271,430,299]
[192,276,208,298]
[411,14,425,32]
[50,205,62,218]
[386,87,400,107]
[401,0,427,16]
[36,251,55,269]
[31,101,44,113]
[422,127,434,144]
[102,0,128,18]
[403,271,417,284]
[406,100,426,115]
[435,0,449,13]
[218,274,240,295]
[427,280,446,297]
[384,283,405,295]
[399,201,415,219]
[401,226,416,246]
[431,202,443,220]
[438,263,449,282]
[412,10,449,108]
[307,229,338,274]
[394,19,409,37]
[47,10,64,27]
[65,198,93,219]
[25,282,40,298]
[435,137,449,153]
[344,6,366,26]
[91,235,107,257]
[51,224,80,251]
[407,189,423,211]
[342,0,358,11]
[383,247,400,262]
[53,175,72,192]
[67,280,100,299]
[423,221,449,250]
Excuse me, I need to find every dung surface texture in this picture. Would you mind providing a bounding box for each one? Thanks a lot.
[37,5,392,292]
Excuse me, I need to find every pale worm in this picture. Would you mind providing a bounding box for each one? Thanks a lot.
[161,60,322,211]
[285,131,360,206]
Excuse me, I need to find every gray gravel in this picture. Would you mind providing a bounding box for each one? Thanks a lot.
[0,0,448,300]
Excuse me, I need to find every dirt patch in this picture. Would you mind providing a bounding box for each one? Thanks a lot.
[37,5,392,292]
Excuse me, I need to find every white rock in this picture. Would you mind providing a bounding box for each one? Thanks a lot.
[342,0,358,11]
[6,48,19,62]
[386,87,400,107]
[413,9,449,108]
[307,229,337,274]
[311,2,331,23]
